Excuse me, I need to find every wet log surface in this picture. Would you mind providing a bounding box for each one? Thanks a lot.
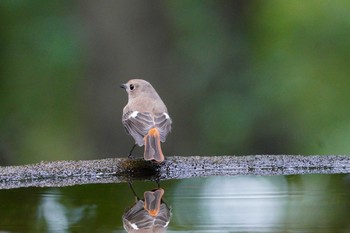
[1,155,350,189]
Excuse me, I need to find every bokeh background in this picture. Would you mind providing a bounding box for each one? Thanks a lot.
[1,0,350,165]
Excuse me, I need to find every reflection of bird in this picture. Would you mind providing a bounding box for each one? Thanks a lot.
[123,188,171,233]
[121,79,172,163]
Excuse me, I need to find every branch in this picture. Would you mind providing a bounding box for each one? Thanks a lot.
[0,155,349,189]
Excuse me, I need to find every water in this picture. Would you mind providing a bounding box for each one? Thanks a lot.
[0,174,350,232]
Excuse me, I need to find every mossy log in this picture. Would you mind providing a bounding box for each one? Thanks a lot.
[0,155,350,189]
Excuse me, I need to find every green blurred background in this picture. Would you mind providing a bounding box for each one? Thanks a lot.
[1,0,350,165]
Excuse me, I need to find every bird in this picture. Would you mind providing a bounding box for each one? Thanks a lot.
[121,79,172,162]
[122,187,171,233]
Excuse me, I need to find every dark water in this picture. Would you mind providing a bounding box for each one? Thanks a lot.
[0,174,350,233]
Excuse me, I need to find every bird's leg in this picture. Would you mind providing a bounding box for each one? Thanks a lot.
[128,181,139,201]
[155,179,161,189]
[128,144,137,159]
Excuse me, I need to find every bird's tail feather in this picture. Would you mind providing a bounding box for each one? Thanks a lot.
[143,189,164,217]
[144,128,164,162]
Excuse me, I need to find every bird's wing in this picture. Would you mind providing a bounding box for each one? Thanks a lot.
[155,203,171,228]
[154,113,172,142]
[122,200,156,230]
[122,111,154,146]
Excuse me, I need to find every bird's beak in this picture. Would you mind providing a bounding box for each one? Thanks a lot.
[120,83,127,89]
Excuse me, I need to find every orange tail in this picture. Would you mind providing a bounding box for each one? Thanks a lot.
[144,128,164,162]
[143,189,164,217]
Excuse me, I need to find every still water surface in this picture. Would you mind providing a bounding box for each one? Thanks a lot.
[0,174,349,232]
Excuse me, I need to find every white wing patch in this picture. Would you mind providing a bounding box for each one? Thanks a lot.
[129,111,139,119]
[164,220,170,227]
[130,223,139,230]
[163,112,170,119]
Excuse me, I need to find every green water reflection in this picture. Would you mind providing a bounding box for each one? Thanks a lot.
[0,174,349,232]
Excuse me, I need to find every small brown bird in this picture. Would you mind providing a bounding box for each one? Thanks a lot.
[121,79,172,162]
[123,188,171,233]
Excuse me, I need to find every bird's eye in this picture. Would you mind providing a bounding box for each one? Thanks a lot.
[129,84,135,90]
